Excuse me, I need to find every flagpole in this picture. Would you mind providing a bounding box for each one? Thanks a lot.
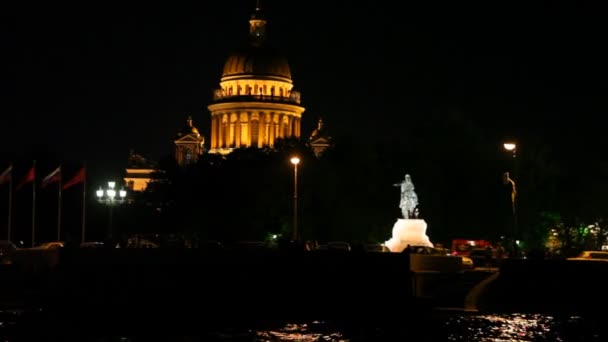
[7,164,12,241]
[31,160,36,247]
[57,166,62,241]
[81,163,87,244]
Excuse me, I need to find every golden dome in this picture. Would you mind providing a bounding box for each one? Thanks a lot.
[221,46,292,81]
[177,116,202,138]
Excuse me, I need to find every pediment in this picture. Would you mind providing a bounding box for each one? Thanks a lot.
[310,137,331,145]
[175,134,203,143]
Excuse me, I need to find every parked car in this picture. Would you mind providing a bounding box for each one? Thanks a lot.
[36,241,64,249]
[80,242,105,248]
[326,241,351,251]
[467,248,496,267]
[408,245,475,270]
[126,239,159,248]
[461,256,475,269]
[364,243,390,252]
[567,251,608,261]
[138,240,160,248]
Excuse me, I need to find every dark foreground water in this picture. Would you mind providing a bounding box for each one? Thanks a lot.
[2,308,607,341]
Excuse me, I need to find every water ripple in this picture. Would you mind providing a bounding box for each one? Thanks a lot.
[442,313,601,341]
[255,321,348,342]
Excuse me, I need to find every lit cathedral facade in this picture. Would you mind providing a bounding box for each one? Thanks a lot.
[206,4,305,155]
[127,3,332,191]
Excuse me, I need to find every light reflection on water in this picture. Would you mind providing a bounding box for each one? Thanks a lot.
[0,309,606,341]
[443,313,601,342]
[255,321,348,341]
[253,314,605,341]
[255,314,606,342]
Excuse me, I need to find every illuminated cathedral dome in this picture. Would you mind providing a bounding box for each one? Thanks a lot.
[220,3,291,83]
[221,46,292,82]
[207,2,305,155]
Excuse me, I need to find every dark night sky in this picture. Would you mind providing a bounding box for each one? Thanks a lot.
[1,1,606,173]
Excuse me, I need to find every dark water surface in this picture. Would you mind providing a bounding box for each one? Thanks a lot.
[4,252,608,340]
[2,307,606,341]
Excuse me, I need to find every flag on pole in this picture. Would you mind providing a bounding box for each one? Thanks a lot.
[41,166,61,188]
[16,166,35,190]
[0,165,11,184]
[63,167,86,190]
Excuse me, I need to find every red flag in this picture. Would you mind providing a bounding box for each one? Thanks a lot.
[0,165,11,185]
[16,166,35,190]
[63,167,85,190]
[41,166,61,188]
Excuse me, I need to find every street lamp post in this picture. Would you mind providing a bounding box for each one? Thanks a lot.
[503,142,517,255]
[96,181,127,240]
[290,156,300,242]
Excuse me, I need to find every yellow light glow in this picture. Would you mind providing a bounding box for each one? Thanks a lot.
[503,143,516,151]
[290,157,300,165]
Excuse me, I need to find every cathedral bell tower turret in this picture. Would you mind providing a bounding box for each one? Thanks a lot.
[249,0,267,47]
[174,115,205,166]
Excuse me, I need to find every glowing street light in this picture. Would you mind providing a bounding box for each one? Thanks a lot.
[96,181,127,240]
[503,142,517,213]
[503,142,518,255]
[290,156,300,241]
[503,142,517,157]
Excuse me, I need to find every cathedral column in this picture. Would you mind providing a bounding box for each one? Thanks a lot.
[212,116,218,149]
[273,113,279,144]
[247,112,252,147]
[218,116,223,147]
[285,114,290,138]
[265,118,270,146]
[215,116,220,149]
[274,114,280,142]
[222,114,228,148]
[235,112,241,147]
[218,115,223,148]
[259,112,266,147]
[268,113,274,145]
[229,113,236,147]
[297,118,301,137]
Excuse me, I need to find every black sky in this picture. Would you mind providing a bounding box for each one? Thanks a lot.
[1,1,606,172]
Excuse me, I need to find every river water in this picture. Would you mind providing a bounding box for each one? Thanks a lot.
[1,308,606,341]
[252,314,604,341]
